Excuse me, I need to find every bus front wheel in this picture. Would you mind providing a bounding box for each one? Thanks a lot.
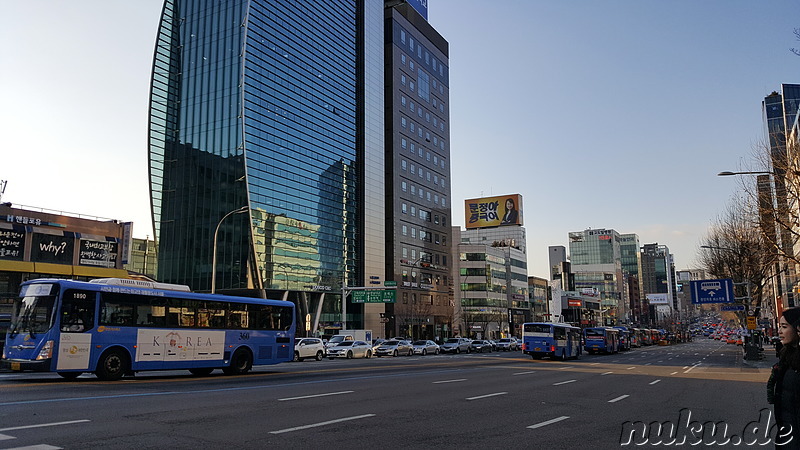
[96,349,128,381]
[223,348,253,375]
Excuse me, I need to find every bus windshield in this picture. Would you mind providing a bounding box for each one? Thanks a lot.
[585,329,604,338]
[9,289,57,338]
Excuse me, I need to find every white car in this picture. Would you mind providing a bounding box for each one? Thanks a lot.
[327,340,373,359]
[294,338,326,361]
[412,340,440,355]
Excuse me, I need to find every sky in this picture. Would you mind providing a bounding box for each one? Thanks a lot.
[1,1,798,277]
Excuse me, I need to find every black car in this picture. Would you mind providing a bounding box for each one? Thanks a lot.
[470,339,493,353]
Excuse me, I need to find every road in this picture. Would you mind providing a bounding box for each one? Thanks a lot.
[0,339,775,449]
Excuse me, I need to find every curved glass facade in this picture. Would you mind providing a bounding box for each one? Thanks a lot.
[148,1,358,297]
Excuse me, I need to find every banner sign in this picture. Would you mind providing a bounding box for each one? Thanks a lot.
[0,229,25,260]
[79,239,118,268]
[464,194,523,229]
[31,233,74,264]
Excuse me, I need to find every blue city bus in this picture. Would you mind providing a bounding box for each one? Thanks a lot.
[1,278,295,380]
[583,327,620,354]
[521,322,581,360]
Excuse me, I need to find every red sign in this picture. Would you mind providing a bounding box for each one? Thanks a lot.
[568,299,582,307]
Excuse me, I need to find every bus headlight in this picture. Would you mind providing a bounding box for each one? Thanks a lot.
[36,340,54,360]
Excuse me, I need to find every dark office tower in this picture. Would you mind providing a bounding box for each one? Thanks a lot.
[148,1,361,330]
[763,84,800,306]
[384,2,453,340]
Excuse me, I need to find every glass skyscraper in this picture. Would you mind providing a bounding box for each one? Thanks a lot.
[148,1,359,329]
[147,1,450,337]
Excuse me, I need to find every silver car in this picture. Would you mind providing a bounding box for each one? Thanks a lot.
[496,338,518,351]
[326,341,373,359]
[412,340,440,355]
[440,337,471,354]
[375,340,414,357]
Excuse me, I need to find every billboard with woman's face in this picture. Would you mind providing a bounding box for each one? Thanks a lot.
[464,194,523,229]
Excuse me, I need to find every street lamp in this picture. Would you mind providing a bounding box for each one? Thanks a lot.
[211,206,249,294]
[717,171,773,177]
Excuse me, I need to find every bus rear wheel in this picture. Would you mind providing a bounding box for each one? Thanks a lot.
[189,368,214,376]
[96,349,128,381]
[223,348,253,375]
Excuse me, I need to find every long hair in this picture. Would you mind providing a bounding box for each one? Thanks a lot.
[779,307,800,370]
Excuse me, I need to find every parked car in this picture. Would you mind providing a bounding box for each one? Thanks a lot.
[441,337,471,354]
[325,334,354,350]
[327,340,373,359]
[412,340,440,355]
[470,339,493,353]
[294,337,326,361]
[372,338,388,353]
[375,340,414,357]
[496,338,518,351]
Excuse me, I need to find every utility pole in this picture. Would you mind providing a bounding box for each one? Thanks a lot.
[0,180,7,203]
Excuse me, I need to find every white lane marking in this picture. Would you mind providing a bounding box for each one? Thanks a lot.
[670,371,678,375]
[433,379,467,384]
[684,364,701,374]
[650,379,661,385]
[553,379,577,386]
[682,366,689,370]
[512,371,536,376]
[528,416,570,429]
[601,372,613,376]
[626,367,636,370]
[559,366,575,370]
[278,391,354,401]
[269,414,375,434]
[589,362,600,366]
[0,420,91,433]
[644,363,652,366]
[0,434,15,441]
[608,395,630,403]
[466,392,508,401]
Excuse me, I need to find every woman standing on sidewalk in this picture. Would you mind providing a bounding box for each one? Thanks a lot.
[772,307,800,448]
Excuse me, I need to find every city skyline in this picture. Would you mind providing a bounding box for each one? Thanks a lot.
[2,1,799,277]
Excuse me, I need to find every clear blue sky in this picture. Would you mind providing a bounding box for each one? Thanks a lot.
[1,1,798,277]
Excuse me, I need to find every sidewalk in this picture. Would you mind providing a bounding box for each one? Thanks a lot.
[740,347,777,372]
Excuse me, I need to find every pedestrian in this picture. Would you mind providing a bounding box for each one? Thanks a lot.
[771,307,800,448]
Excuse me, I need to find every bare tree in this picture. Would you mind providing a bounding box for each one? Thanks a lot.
[792,28,800,57]
[697,197,774,316]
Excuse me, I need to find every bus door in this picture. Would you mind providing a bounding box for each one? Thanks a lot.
[56,289,96,372]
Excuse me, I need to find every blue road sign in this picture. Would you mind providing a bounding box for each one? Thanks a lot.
[690,279,735,304]
[721,305,745,311]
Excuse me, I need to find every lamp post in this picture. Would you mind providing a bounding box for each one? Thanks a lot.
[211,206,249,294]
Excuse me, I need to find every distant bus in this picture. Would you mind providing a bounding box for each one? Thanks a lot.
[583,327,619,354]
[629,328,643,348]
[521,322,581,360]
[612,326,632,351]
[1,278,295,380]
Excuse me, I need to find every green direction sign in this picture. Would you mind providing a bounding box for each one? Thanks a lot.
[384,281,397,287]
[352,289,396,303]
